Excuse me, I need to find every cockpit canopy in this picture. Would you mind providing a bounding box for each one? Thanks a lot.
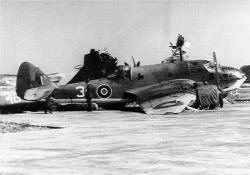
[115,65,131,79]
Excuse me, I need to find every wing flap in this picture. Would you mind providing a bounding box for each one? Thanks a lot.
[141,93,196,114]
[124,79,196,114]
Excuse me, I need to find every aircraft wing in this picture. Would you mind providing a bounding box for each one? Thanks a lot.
[123,79,196,114]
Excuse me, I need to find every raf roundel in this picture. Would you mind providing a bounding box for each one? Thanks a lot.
[96,84,112,98]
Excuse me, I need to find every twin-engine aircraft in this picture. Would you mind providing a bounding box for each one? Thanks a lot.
[15,36,246,114]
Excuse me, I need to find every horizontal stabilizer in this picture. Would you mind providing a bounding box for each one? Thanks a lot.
[24,85,55,101]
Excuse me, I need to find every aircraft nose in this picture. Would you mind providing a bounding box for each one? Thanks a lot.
[222,68,246,92]
[234,69,246,80]
[232,69,247,88]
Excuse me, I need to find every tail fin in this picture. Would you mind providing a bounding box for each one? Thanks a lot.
[16,62,55,101]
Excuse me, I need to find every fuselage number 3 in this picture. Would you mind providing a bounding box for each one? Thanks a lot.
[76,86,85,97]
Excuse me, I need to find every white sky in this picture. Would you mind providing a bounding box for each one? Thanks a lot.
[1,0,250,74]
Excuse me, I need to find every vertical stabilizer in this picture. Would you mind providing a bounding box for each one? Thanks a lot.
[16,62,55,100]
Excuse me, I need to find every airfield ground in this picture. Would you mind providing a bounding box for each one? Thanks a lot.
[0,103,250,175]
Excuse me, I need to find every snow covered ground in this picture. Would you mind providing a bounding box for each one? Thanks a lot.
[0,103,250,175]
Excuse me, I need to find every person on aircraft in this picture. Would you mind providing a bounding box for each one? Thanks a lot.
[176,34,185,48]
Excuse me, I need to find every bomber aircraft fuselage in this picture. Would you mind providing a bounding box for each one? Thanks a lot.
[15,54,246,115]
[15,35,247,114]
[49,59,245,100]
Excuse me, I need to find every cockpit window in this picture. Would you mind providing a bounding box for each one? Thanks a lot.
[116,65,131,79]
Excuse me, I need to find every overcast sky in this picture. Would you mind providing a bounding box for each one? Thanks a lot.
[1,0,250,74]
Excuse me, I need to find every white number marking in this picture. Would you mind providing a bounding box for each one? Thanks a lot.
[76,86,85,97]
[2,91,22,104]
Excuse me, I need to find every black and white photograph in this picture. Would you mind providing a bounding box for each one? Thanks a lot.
[1,0,250,174]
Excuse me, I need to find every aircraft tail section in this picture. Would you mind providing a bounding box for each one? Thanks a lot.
[16,62,55,101]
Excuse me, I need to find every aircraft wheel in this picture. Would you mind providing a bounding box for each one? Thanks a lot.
[91,103,98,110]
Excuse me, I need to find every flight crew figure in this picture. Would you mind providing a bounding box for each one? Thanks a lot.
[85,79,94,111]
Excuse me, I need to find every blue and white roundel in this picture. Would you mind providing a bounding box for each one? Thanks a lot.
[96,84,112,98]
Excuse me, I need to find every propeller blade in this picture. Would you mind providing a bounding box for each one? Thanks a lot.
[213,51,217,64]
[213,51,221,91]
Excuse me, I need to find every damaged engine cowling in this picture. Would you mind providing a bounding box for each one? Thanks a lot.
[68,49,119,83]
